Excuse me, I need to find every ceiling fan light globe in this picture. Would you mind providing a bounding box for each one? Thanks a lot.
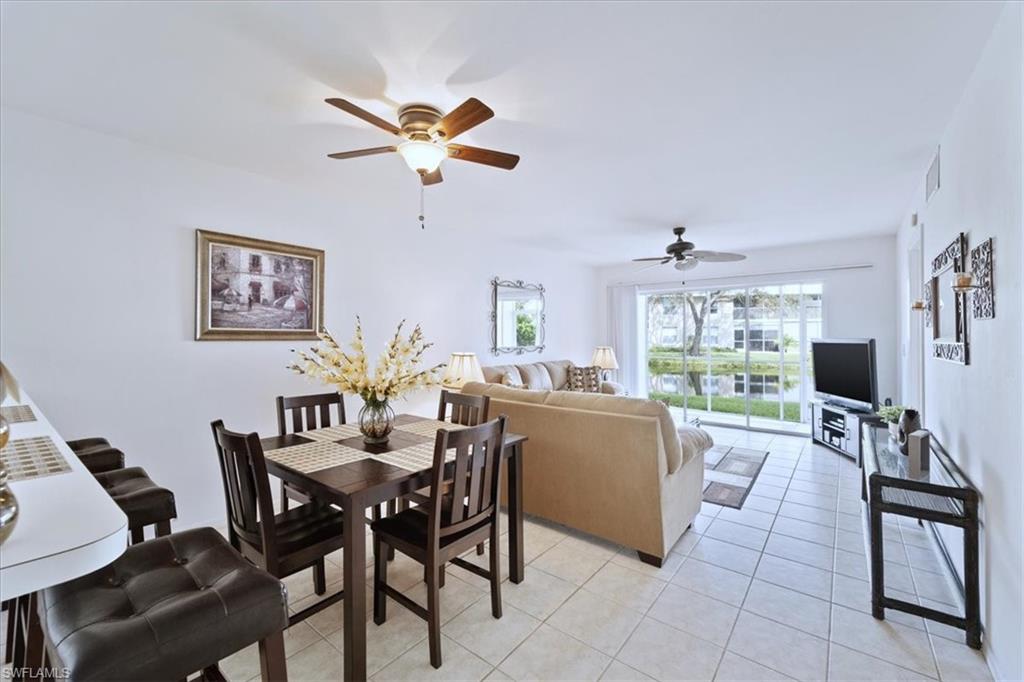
[675,259,698,271]
[398,141,446,174]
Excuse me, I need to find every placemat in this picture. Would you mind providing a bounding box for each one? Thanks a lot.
[265,439,372,474]
[299,424,362,442]
[371,441,455,472]
[0,404,36,424]
[1,436,71,481]
[393,418,467,438]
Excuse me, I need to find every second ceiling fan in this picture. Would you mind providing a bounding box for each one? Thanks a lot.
[633,226,747,271]
[325,97,520,185]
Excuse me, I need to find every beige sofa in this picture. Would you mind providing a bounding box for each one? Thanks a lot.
[481,359,626,395]
[461,381,712,564]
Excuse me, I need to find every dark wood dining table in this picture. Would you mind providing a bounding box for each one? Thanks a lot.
[260,413,527,681]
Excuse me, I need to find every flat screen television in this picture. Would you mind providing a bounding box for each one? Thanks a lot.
[811,338,878,412]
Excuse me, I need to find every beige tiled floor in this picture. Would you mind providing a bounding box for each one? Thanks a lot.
[3,427,991,681]
[210,426,992,681]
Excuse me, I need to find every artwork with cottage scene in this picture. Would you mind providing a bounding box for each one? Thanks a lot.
[195,229,324,340]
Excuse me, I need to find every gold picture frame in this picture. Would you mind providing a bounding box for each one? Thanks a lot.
[195,229,324,341]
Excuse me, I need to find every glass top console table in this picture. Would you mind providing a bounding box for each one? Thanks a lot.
[861,423,981,649]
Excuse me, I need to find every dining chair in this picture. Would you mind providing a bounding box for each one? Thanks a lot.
[402,390,492,559]
[276,392,346,511]
[371,415,507,669]
[211,419,345,616]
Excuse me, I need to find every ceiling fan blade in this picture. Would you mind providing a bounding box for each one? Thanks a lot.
[689,250,747,262]
[446,143,519,170]
[632,256,672,263]
[429,98,494,140]
[421,168,443,186]
[327,146,397,160]
[325,98,404,137]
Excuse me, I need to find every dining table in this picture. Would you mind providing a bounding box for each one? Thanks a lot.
[260,413,527,681]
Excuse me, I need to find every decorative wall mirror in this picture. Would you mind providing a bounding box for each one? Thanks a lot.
[928,233,969,364]
[491,278,545,355]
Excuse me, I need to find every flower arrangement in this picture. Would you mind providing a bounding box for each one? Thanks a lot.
[289,318,445,443]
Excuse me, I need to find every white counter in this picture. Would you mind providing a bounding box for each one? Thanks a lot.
[1,378,127,600]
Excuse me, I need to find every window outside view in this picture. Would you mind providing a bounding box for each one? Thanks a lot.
[645,283,823,432]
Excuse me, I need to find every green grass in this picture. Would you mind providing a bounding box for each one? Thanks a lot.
[650,391,801,421]
[648,348,805,377]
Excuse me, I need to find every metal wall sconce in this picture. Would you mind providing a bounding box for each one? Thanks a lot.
[911,299,927,312]
[951,272,980,294]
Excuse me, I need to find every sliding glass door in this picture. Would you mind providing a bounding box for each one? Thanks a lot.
[645,282,823,433]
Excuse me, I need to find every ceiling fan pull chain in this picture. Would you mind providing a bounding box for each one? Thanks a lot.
[418,183,426,230]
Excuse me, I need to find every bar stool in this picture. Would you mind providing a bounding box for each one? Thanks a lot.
[34,527,288,681]
[66,437,125,474]
[93,466,177,544]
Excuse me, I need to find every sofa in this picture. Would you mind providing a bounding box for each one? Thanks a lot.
[481,359,626,395]
[460,381,713,564]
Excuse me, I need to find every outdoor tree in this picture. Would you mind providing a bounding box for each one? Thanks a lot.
[516,313,536,346]
[686,290,729,355]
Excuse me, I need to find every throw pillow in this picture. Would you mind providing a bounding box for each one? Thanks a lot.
[566,365,601,393]
[501,371,526,389]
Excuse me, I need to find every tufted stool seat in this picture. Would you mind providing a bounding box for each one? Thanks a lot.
[93,466,177,544]
[38,527,289,681]
[66,437,126,475]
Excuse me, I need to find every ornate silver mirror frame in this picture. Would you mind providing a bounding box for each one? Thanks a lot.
[490,277,546,355]
[927,232,969,364]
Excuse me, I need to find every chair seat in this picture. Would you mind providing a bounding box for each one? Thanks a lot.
[78,446,125,475]
[264,502,344,556]
[37,527,288,681]
[372,506,488,553]
[93,466,176,528]
[66,437,111,453]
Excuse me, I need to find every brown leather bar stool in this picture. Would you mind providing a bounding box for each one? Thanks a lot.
[34,527,288,681]
[66,437,125,474]
[93,466,177,544]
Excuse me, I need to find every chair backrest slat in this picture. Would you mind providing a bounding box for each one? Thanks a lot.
[210,420,279,569]
[427,416,507,543]
[276,392,346,436]
[437,390,489,427]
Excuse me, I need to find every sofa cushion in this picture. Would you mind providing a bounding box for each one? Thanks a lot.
[481,364,522,386]
[541,391,686,474]
[516,363,554,390]
[540,361,572,390]
[462,382,549,404]
[566,366,601,393]
[501,371,526,389]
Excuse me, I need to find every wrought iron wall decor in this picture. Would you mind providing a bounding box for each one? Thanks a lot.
[490,278,546,355]
[969,238,994,319]
[928,232,968,365]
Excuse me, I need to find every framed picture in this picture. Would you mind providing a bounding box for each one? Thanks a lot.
[195,229,324,341]
[928,232,968,364]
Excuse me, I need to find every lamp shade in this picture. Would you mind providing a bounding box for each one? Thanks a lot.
[398,141,446,174]
[591,346,619,370]
[442,352,485,389]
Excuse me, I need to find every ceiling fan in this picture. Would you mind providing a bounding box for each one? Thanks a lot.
[633,227,747,271]
[324,97,520,185]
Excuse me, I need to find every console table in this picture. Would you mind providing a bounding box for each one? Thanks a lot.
[860,423,981,649]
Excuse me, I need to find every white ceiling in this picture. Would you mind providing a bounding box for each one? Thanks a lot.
[0,1,1004,263]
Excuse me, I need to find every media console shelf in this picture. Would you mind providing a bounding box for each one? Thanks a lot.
[811,401,879,461]
[861,423,981,649]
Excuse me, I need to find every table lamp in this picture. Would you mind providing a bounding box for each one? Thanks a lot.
[591,346,619,380]
[442,352,485,389]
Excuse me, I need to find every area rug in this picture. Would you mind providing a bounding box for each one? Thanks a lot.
[702,445,769,509]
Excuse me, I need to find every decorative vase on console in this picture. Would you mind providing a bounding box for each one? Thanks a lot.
[897,409,922,456]
[288,317,445,446]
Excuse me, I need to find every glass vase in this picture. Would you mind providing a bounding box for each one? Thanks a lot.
[358,398,394,445]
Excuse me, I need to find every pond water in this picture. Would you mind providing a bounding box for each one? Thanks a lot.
[650,370,801,401]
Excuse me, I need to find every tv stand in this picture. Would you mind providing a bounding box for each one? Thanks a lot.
[811,401,880,462]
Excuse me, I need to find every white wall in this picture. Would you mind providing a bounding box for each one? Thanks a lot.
[895,4,1022,679]
[596,235,900,404]
[0,108,601,527]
